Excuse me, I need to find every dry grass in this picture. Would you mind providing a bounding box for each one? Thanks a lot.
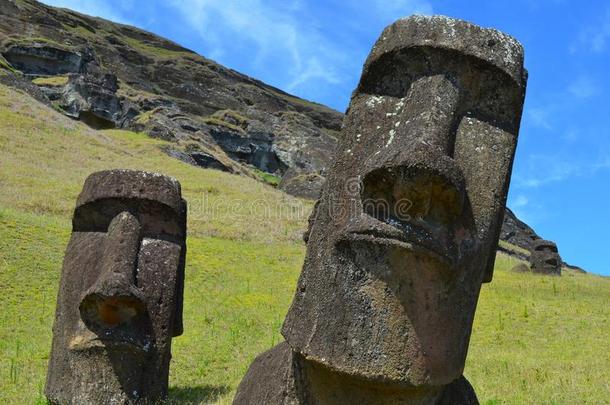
[0,84,312,244]
[31,76,69,87]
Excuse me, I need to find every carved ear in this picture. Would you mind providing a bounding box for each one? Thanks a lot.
[303,199,321,243]
[482,244,496,283]
[483,206,508,283]
[172,199,187,337]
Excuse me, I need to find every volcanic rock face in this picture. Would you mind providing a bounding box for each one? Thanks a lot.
[500,207,540,252]
[235,15,527,404]
[2,43,84,75]
[530,239,561,275]
[45,170,187,404]
[0,0,341,191]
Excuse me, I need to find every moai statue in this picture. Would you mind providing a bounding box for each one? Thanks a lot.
[235,16,527,405]
[530,239,561,275]
[45,170,187,404]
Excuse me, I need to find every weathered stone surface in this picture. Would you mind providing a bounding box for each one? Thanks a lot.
[46,169,187,404]
[529,239,561,275]
[235,15,527,404]
[2,43,85,75]
[60,72,123,128]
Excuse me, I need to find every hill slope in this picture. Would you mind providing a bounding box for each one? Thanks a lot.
[0,0,342,196]
[1,82,609,404]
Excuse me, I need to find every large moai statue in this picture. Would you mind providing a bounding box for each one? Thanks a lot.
[45,170,187,404]
[235,16,527,405]
[529,239,561,275]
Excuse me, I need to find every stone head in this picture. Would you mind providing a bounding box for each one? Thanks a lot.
[530,239,561,275]
[46,170,187,404]
[283,16,527,388]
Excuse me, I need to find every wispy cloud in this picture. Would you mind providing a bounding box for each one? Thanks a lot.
[165,0,432,100]
[527,107,553,130]
[570,6,610,54]
[514,153,610,188]
[41,0,433,109]
[512,194,529,208]
[568,76,599,99]
[41,0,133,24]
[166,0,350,95]
[507,193,538,225]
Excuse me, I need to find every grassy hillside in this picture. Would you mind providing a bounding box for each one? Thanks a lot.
[1,83,609,404]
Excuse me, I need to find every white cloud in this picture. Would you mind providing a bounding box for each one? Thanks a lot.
[568,76,598,99]
[40,0,132,24]
[508,193,538,225]
[570,6,610,54]
[527,107,553,130]
[166,0,346,92]
[40,0,433,107]
[166,0,432,97]
[514,153,610,189]
[512,194,529,208]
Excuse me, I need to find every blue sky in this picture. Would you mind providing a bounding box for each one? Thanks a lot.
[41,0,609,275]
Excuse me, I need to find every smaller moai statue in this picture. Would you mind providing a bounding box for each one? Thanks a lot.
[45,170,187,404]
[530,239,561,275]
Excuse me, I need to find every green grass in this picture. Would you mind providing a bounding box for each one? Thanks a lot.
[1,82,609,404]
[0,55,18,75]
[498,239,531,258]
[31,76,69,87]
[0,207,303,404]
[251,168,281,187]
[467,254,610,404]
[119,35,194,60]
[202,116,246,134]
[1,36,76,52]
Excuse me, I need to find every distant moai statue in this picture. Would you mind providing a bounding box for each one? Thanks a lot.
[45,170,187,404]
[234,15,527,405]
[530,239,561,275]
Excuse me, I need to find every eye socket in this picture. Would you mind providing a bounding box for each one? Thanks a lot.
[358,46,523,133]
[73,198,185,240]
[361,166,464,228]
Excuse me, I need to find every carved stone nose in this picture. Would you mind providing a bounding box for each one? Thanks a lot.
[79,211,146,329]
[395,74,461,157]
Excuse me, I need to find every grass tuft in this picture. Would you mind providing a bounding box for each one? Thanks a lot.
[31,75,69,87]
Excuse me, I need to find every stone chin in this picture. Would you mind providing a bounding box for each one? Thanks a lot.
[284,232,483,388]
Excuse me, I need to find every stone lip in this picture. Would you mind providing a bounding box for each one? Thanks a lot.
[76,169,183,214]
[364,15,526,87]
